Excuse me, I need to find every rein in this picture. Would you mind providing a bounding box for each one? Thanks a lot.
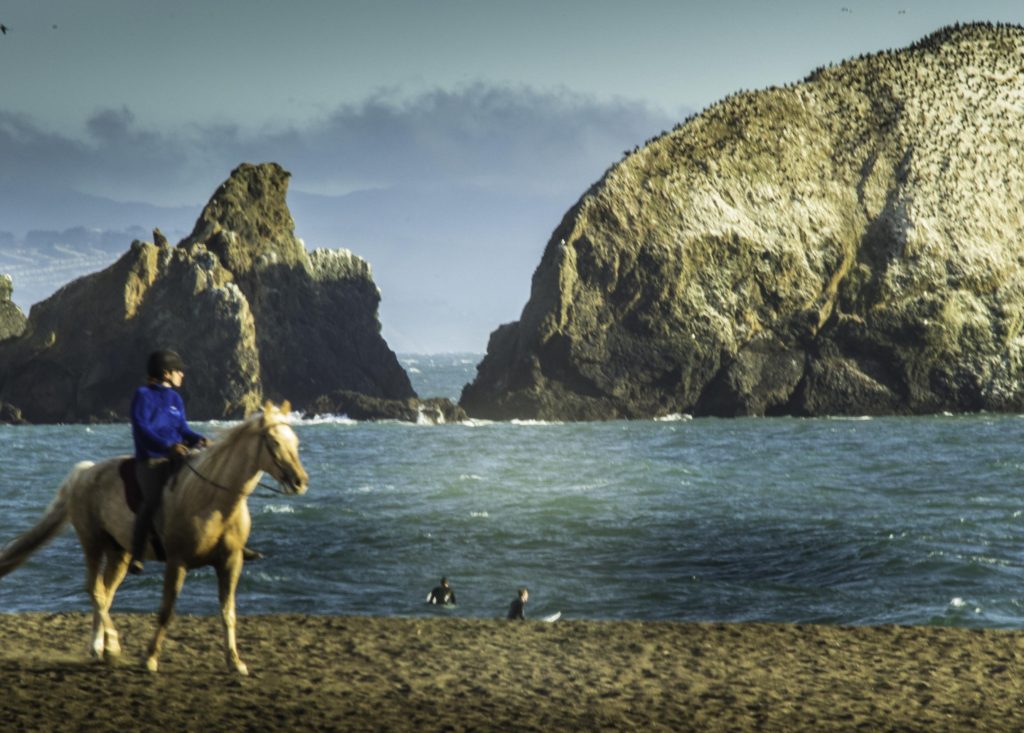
[181,427,294,497]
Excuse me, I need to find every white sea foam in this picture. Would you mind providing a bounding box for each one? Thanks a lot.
[416,407,445,425]
[296,413,358,426]
[245,571,289,583]
[948,597,981,613]
[470,511,490,518]
[260,504,295,514]
[460,474,484,482]
[510,419,562,426]
[654,413,692,422]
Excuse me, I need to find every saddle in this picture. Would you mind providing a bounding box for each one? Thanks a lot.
[118,458,166,561]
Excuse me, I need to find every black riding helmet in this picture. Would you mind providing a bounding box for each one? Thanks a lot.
[147,349,186,379]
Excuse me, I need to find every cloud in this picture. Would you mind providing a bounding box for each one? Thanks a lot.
[0,85,683,350]
[274,84,678,195]
[0,84,679,206]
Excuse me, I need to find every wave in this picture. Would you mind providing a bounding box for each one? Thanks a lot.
[295,413,358,426]
[654,413,692,422]
[259,504,296,514]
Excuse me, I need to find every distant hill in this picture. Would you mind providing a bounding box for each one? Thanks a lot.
[461,23,1024,419]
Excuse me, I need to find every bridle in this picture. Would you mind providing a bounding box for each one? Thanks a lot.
[181,424,299,497]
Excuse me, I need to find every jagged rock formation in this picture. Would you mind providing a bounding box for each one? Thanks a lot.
[0,163,413,423]
[0,275,26,342]
[461,23,1024,420]
[178,163,413,408]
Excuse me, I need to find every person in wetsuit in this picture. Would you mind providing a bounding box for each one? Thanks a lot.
[427,577,456,605]
[507,587,529,620]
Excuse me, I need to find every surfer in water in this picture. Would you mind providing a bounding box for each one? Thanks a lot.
[427,577,456,606]
[507,587,528,620]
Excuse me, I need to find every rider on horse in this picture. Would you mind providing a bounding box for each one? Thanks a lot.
[128,349,208,575]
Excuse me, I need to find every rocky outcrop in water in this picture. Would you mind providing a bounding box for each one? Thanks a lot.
[461,23,1024,420]
[0,163,413,423]
[307,391,467,424]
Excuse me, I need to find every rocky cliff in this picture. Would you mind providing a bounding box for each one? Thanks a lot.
[0,163,413,423]
[461,23,1024,420]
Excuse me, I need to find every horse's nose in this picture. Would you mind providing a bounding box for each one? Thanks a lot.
[291,468,309,495]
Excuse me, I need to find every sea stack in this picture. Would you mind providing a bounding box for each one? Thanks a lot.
[0,163,413,423]
[461,23,1024,420]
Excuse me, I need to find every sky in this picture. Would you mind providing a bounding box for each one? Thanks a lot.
[1,0,1022,352]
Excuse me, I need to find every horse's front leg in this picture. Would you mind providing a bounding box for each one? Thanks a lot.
[145,562,186,673]
[216,551,248,675]
[97,547,130,660]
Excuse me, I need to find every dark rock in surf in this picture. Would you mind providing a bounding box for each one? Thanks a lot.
[0,400,26,424]
[461,23,1024,420]
[308,390,467,424]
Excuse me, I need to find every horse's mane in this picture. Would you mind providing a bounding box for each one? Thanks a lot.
[198,407,287,463]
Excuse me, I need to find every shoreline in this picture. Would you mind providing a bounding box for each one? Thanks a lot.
[0,613,1021,731]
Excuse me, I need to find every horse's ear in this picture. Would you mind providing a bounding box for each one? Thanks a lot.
[280,400,291,415]
[262,400,273,419]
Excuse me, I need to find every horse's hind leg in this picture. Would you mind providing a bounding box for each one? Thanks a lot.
[216,552,249,675]
[96,545,130,659]
[144,562,185,673]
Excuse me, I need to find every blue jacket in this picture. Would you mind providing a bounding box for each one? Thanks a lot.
[131,383,205,460]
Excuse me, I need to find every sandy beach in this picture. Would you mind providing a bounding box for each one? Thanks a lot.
[0,613,1021,731]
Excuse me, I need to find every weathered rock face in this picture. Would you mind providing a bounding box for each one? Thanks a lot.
[0,163,413,423]
[0,241,261,422]
[461,23,1024,420]
[179,163,414,408]
[0,275,26,342]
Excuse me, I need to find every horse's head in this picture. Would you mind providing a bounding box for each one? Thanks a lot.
[258,401,309,495]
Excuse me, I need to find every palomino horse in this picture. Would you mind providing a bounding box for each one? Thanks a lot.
[0,401,308,674]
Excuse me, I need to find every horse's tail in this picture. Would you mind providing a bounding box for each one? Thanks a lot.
[0,460,92,578]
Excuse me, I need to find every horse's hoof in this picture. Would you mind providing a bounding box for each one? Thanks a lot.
[234,661,249,676]
[145,657,159,673]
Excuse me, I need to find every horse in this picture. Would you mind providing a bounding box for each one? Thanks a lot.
[0,400,308,674]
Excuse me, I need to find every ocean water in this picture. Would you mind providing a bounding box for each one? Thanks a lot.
[1,353,1023,629]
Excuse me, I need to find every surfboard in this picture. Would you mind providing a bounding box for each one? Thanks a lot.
[541,611,561,622]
